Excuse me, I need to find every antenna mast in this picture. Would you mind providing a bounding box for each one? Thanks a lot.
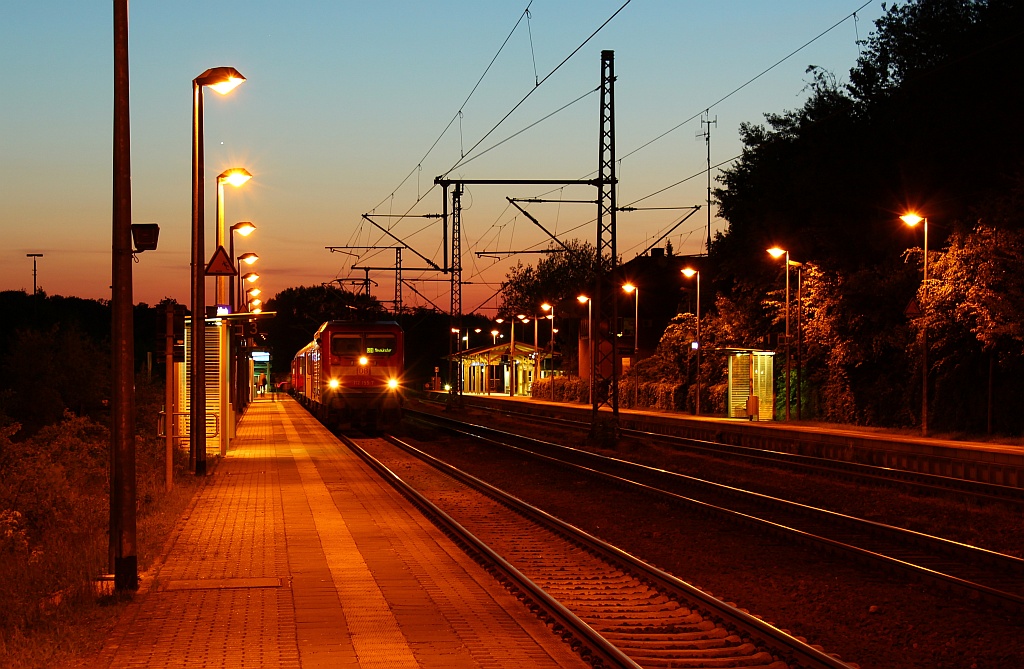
[699,111,717,256]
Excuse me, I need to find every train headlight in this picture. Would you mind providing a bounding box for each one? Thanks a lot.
[387,378,399,390]
[328,378,340,389]
[358,356,369,366]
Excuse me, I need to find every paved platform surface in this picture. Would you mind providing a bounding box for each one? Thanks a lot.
[94,397,588,668]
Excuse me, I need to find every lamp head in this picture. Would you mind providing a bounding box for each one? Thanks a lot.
[195,67,246,94]
[767,247,787,259]
[231,221,256,236]
[246,287,261,298]
[541,303,552,312]
[242,272,259,283]
[681,268,697,278]
[900,213,924,226]
[238,252,259,265]
[219,168,252,187]
[577,295,590,304]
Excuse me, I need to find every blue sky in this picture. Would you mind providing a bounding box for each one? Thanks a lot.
[1,1,883,313]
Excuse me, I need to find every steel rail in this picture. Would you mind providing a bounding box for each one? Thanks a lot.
[372,432,853,669]
[412,396,1024,506]
[336,433,641,669]
[407,408,1024,612]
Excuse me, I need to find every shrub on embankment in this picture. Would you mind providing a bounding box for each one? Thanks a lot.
[0,378,193,666]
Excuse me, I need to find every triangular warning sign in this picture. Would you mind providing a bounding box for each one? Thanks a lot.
[204,246,237,276]
[904,297,922,319]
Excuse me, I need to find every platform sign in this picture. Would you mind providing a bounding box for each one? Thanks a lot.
[205,246,237,276]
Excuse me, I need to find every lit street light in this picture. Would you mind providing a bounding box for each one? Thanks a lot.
[681,268,701,415]
[541,302,555,401]
[213,168,251,459]
[229,221,256,312]
[622,284,639,407]
[767,248,801,421]
[901,212,929,436]
[216,169,252,309]
[578,295,593,404]
[191,66,245,477]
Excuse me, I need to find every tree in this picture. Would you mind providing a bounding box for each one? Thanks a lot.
[498,240,607,315]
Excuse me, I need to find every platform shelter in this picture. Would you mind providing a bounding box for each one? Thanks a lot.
[450,341,553,396]
[724,348,775,420]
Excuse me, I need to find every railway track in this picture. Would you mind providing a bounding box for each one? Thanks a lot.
[418,397,1024,507]
[406,408,1024,612]
[341,431,852,669]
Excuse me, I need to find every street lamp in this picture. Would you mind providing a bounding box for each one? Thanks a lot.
[541,303,556,400]
[578,295,593,404]
[622,284,639,408]
[229,221,255,312]
[216,169,252,309]
[191,66,245,477]
[681,268,701,415]
[901,212,929,436]
[767,247,801,421]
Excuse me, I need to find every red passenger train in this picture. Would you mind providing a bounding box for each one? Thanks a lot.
[291,320,404,428]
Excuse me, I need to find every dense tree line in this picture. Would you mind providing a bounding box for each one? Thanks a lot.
[503,0,1024,433]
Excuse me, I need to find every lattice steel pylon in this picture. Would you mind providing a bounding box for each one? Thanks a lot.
[450,184,464,399]
[592,49,619,432]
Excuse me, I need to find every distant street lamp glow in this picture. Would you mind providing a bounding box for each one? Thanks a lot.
[622,284,639,407]
[541,302,556,400]
[767,248,800,421]
[577,295,593,404]
[902,212,929,436]
[681,268,701,415]
[237,252,259,265]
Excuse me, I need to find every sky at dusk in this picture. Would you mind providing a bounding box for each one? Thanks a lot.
[1,1,884,315]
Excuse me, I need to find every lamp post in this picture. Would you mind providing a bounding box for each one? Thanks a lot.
[901,213,929,436]
[216,170,252,309]
[622,284,639,408]
[229,221,255,312]
[578,295,593,404]
[234,253,258,307]
[681,268,701,415]
[767,248,801,421]
[191,66,245,477]
[542,303,555,400]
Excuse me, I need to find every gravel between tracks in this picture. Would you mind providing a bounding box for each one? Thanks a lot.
[398,403,1024,669]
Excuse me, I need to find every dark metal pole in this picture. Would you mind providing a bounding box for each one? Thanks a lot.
[695,273,701,416]
[191,79,207,476]
[922,219,929,437]
[784,251,791,421]
[796,267,802,420]
[111,0,137,592]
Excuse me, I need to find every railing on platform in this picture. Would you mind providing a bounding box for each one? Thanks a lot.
[158,411,219,440]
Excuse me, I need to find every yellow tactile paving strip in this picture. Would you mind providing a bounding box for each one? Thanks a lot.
[93,397,588,669]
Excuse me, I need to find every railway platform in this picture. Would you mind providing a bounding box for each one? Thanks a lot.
[93,395,589,669]
[434,390,1024,489]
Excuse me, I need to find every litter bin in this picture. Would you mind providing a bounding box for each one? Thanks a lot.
[745,394,760,421]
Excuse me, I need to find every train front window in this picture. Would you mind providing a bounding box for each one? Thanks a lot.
[364,334,396,356]
[331,334,362,356]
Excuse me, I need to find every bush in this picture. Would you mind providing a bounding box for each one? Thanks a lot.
[0,416,108,635]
